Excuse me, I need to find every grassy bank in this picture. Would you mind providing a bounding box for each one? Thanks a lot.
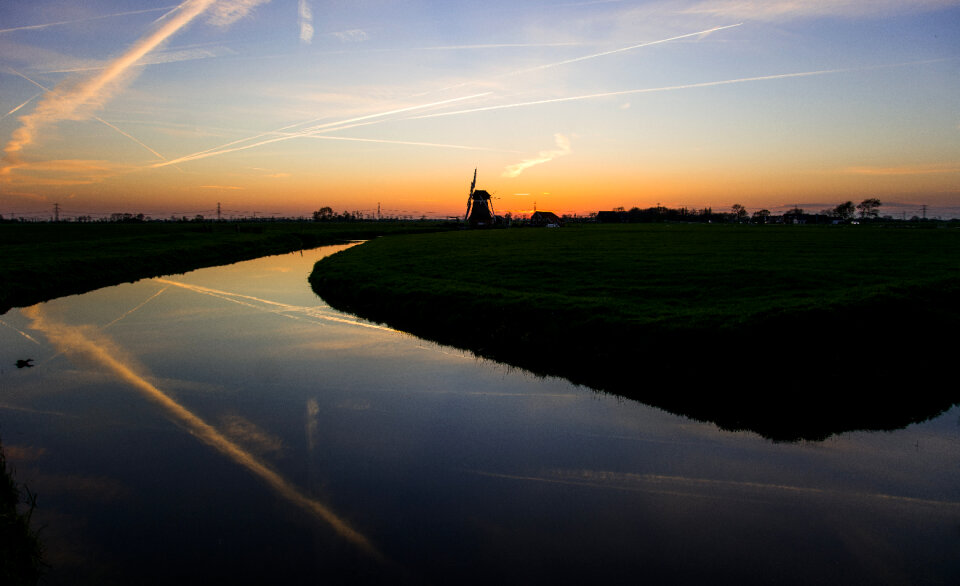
[0,221,456,314]
[311,224,960,440]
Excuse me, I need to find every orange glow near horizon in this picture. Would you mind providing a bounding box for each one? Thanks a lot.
[2,2,958,219]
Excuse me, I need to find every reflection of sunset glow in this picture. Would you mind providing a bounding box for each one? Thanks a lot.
[22,304,384,560]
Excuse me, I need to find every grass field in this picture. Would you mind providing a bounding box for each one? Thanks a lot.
[311,223,960,440]
[0,221,456,314]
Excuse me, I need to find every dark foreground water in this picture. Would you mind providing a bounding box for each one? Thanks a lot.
[1,245,958,585]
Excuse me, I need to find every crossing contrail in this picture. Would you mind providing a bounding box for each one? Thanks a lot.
[409,67,850,120]
[6,69,168,161]
[2,0,265,178]
[150,92,494,168]
[149,24,742,168]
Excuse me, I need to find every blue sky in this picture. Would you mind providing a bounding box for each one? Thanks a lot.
[2,0,958,219]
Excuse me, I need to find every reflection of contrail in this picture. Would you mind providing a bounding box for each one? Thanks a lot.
[151,92,493,168]
[22,304,384,560]
[0,6,177,34]
[154,278,398,332]
[470,469,960,509]
[411,68,850,120]
[102,286,169,330]
[0,317,41,345]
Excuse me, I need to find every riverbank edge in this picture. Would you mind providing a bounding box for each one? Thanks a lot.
[0,222,455,315]
[310,238,959,441]
[1,438,45,585]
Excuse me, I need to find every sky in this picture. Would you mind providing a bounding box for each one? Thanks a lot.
[1,0,958,220]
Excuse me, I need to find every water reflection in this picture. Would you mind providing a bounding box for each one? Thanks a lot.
[1,247,957,585]
[22,303,383,561]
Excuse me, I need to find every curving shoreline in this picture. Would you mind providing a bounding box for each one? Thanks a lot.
[310,224,960,441]
[0,221,455,315]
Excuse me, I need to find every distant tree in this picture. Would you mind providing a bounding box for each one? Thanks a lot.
[312,206,334,221]
[857,198,881,219]
[833,201,855,221]
[731,204,748,222]
[783,207,804,224]
[752,209,771,224]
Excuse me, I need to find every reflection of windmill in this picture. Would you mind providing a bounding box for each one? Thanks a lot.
[464,168,496,227]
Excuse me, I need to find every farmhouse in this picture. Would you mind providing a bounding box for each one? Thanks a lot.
[530,211,562,227]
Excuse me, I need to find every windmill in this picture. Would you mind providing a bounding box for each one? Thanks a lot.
[464,168,496,227]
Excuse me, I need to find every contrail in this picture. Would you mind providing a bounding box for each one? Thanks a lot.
[409,68,851,120]
[6,69,168,161]
[2,0,266,178]
[426,23,741,94]
[305,135,522,153]
[508,23,742,76]
[151,24,743,167]
[151,92,494,168]
[0,6,177,35]
[1,93,42,121]
[22,304,385,560]
[414,58,947,121]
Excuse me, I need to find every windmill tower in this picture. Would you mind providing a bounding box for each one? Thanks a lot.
[464,168,496,227]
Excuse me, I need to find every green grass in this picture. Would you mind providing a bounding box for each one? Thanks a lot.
[0,220,457,314]
[313,223,960,333]
[311,223,960,440]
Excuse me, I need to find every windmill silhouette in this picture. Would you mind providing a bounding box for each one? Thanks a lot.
[464,168,496,227]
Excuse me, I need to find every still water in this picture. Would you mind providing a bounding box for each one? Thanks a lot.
[2,245,958,585]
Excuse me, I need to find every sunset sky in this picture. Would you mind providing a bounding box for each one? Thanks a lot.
[1,0,958,220]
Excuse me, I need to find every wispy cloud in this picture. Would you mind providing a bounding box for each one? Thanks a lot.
[331,29,369,43]
[298,0,314,44]
[3,159,131,186]
[503,133,572,178]
[1,0,265,181]
[206,0,271,28]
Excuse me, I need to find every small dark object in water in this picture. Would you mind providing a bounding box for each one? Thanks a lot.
[15,359,34,368]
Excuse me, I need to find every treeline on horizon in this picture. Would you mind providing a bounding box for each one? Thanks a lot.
[3,197,953,225]
[590,198,944,225]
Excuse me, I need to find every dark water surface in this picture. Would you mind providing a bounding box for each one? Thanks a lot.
[2,246,958,585]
